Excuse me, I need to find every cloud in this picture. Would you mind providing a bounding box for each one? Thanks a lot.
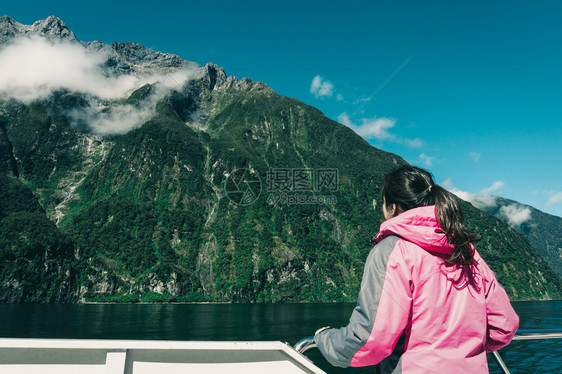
[481,181,505,195]
[444,179,531,227]
[546,191,562,207]
[353,97,371,105]
[338,112,396,141]
[358,117,396,140]
[0,35,196,135]
[0,36,195,101]
[468,152,481,162]
[405,138,424,148]
[0,36,110,102]
[418,153,434,167]
[310,75,334,98]
[444,178,502,209]
[339,113,425,151]
[498,205,532,228]
[67,99,157,136]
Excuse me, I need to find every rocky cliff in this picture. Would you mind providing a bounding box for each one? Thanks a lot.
[1,16,561,302]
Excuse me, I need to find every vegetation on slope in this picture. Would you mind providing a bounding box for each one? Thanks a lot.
[1,61,561,303]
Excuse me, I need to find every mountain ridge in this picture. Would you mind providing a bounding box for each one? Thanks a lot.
[1,16,561,303]
[478,196,562,278]
[0,15,76,43]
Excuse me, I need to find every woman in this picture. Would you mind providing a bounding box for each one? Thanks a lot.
[314,166,519,373]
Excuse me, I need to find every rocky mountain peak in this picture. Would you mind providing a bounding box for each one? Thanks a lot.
[195,63,274,94]
[0,16,22,40]
[197,63,228,90]
[0,15,16,26]
[1,15,273,96]
[31,16,75,39]
[0,15,76,44]
[110,41,192,70]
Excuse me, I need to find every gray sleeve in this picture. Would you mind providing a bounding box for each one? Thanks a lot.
[314,236,400,368]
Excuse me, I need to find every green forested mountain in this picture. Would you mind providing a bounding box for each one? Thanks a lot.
[479,197,562,279]
[0,119,76,302]
[1,16,561,302]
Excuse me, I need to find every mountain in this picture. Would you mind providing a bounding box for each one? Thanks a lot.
[1,16,562,303]
[0,113,76,302]
[478,197,562,278]
[0,15,76,44]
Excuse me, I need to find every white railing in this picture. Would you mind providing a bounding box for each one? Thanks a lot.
[491,329,562,374]
[294,329,562,374]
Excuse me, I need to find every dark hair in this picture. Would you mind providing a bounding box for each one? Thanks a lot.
[381,165,479,265]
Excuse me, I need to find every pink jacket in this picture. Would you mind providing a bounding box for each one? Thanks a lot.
[315,206,519,373]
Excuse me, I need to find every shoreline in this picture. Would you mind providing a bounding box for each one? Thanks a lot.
[68,298,562,305]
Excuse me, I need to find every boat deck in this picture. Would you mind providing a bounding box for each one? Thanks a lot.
[0,338,326,374]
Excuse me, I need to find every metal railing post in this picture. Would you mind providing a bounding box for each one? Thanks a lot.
[491,351,511,374]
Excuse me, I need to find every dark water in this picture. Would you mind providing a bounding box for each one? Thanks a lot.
[0,301,560,373]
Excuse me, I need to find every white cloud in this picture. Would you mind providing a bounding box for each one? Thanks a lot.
[359,117,396,140]
[68,100,156,136]
[353,97,371,105]
[338,112,396,141]
[444,179,532,228]
[405,138,424,148]
[338,112,428,156]
[444,179,503,209]
[0,36,194,102]
[498,205,532,228]
[338,113,427,152]
[481,181,505,195]
[468,152,481,162]
[0,36,110,102]
[441,178,455,190]
[0,35,196,135]
[546,191,562,207]
[338,112,353,127]
[310,75,334,98]
[418,153,434,167]
[446,179,531,228]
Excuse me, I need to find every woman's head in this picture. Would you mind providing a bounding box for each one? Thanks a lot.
[381,165,479,265]
[381,166,435,216]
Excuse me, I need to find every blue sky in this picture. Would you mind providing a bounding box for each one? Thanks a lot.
[3,0,562,218]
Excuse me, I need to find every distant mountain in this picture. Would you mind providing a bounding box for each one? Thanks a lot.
[478,197,562,278]
[1,16,561,302]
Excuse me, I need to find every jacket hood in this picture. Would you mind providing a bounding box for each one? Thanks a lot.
[372,205,454,254]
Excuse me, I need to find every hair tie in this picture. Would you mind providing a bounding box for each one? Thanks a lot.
[428,185,433,193]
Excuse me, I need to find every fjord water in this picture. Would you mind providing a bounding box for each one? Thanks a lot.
[0,301,560,373]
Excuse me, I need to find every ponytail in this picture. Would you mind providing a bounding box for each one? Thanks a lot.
[432,185,479,265]
[381,166,479,265]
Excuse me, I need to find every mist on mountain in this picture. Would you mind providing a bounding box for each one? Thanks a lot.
[1,16,561,303]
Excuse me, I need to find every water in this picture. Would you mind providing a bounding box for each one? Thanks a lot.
[0,301,560,373]
[489,300,562,374]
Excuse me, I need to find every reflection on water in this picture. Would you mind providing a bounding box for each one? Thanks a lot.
[0,301,560,373]
[0,303,355,342]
